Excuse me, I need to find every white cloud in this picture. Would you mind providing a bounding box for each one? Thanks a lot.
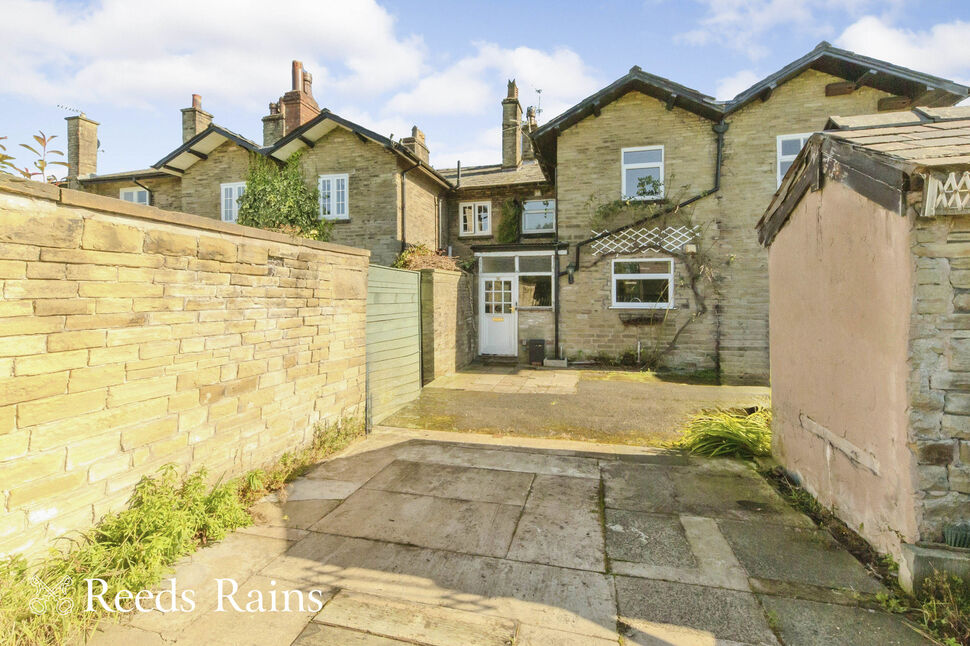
[0,0,427,109]
[714,69,761,100]
[836,16,970,84]
[386,43,602,121]
[677,0,898,60]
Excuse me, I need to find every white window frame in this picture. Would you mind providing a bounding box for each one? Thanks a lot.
[459,201,491,237]
[776,133,813,187]
[621,145,664,200]
[611,257,674,310]
[119,187,149,205]
[220,182,246,223]
[522,199,556,234]
[318,173,349,221]
[476,251,557,310]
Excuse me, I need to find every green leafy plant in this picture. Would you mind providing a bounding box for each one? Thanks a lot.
[0,132,68,183]
[236,151,332,241]
[496,199,522,243]
[672,406,772,458]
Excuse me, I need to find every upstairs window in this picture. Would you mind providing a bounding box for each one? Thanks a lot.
[319,174,349,220]
[522,199,556,234]
[220,182,246,223]
[119,188,149,205]
[621,146,664,199]
[612,258,674,309]
[777,133,813,187]
[460,201,491,236]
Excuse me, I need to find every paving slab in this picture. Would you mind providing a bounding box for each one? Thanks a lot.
[514,623,619,645]
[311,590,516,646]
[304,445,403,482]
[506,474,604,571]
[310,488,521,558]
[293,624,415,645]
[719,520,885,594]
[615,576,778,645]
[363,459,535,505]
[125,531,295,638]
[285,478,362,501]
[85,624,167,646]
[397,442,600,478]
[260,533,617,639]
[249,498,342,529]
[174,575,335,645]
[759,595,934,646]
[606,510,696,568]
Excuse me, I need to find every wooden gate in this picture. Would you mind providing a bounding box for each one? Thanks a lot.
[366,265,422,427]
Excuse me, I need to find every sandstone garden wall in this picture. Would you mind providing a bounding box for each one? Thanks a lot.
[906,211,970,543]
[420,269,476,384]
[0,176,368,558]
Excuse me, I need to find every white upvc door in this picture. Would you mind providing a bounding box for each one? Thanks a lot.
[480,275,517,356]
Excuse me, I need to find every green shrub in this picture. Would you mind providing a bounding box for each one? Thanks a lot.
[236,151,331,241]
[673,406,771,458]
[0,465,250,645]
[495,199,522,243]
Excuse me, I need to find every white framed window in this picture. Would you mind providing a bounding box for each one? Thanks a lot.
[318,174,349,220]
[611,258,674,309]
[220,182,246,223]
[522,199,556,234]
[477,252,556,309]
[621,146,664,200]
[459,201,491,236]
[119,188,149,205]
[777,133,813,187]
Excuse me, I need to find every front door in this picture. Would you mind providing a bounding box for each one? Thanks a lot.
[480,275,517,355]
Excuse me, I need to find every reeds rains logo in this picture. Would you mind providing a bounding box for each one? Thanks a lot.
[28,576,74,615]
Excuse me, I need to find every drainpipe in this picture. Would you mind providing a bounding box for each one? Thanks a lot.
[562,120,728,279]
[132,177,154,206]
[553,174,561,360]
[400,161,420,252]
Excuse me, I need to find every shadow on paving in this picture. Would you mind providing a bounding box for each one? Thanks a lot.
[382,367,770,445]
[89,430,932,646]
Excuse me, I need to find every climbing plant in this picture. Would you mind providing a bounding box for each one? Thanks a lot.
[236,151,332,241]
[496,198,522,243]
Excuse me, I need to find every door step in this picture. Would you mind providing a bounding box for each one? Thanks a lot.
[480,355,519,366]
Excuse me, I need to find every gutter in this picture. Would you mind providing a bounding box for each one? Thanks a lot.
[562,120,728,279]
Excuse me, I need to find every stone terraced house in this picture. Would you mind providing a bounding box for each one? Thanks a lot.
[67,44,969,383]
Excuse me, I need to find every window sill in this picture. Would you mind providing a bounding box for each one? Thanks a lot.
[521,230,555,237]
[620,195,664,202]
[321,217,351,223]
[610,305,675,310]
[459,233,493,238]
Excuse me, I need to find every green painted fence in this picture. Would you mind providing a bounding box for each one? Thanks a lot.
[366,265,422,426]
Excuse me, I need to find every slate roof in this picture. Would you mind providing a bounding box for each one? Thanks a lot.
[437,160,548,189]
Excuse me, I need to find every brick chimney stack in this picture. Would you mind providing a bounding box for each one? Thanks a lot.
[502,80,522,169]
[401,126,429,163]
[262,101,286,146]
[522,106,538,161]
[280,60,320,135]
[180,94,212,143]
[65,113,98,188]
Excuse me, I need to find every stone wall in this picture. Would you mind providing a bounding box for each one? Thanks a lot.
[0,177,368,558]
[420,269,476,383]
[83,175,183,212]
[180,141,252,219]
[404,171,443,251]
[445,183,555,259]
[907,211,970,542]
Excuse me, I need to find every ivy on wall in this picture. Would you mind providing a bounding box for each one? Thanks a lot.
[496,199,522,243]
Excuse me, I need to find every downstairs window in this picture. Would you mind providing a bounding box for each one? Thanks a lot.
[612,258,674,309]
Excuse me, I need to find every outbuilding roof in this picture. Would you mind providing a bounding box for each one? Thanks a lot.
[757,107,970,247]
[438,160,548,189]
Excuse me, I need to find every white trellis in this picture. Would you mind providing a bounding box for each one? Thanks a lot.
[589,225,699,256]
[924,171,970,217]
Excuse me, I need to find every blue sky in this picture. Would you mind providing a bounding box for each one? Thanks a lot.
[3,0,970,176]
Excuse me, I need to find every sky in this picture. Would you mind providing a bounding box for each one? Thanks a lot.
[2,0,970,177]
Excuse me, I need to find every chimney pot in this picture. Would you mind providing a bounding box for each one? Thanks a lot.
[192,93,202,109]
[292,60,304,91]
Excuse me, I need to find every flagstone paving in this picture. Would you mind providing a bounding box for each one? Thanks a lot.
[382,365,770,445]
[88,428,932,646]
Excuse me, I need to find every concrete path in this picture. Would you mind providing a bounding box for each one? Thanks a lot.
[383,365,770,445]
[89,428,931,646]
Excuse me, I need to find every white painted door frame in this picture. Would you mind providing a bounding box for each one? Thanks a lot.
[479,273,518,356]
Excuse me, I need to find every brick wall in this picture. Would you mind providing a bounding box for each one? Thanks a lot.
[420,269,476,383]
[908,213,970,541]
[0,177,368,558]
[445,184,555,258]
[404,172,442,251]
